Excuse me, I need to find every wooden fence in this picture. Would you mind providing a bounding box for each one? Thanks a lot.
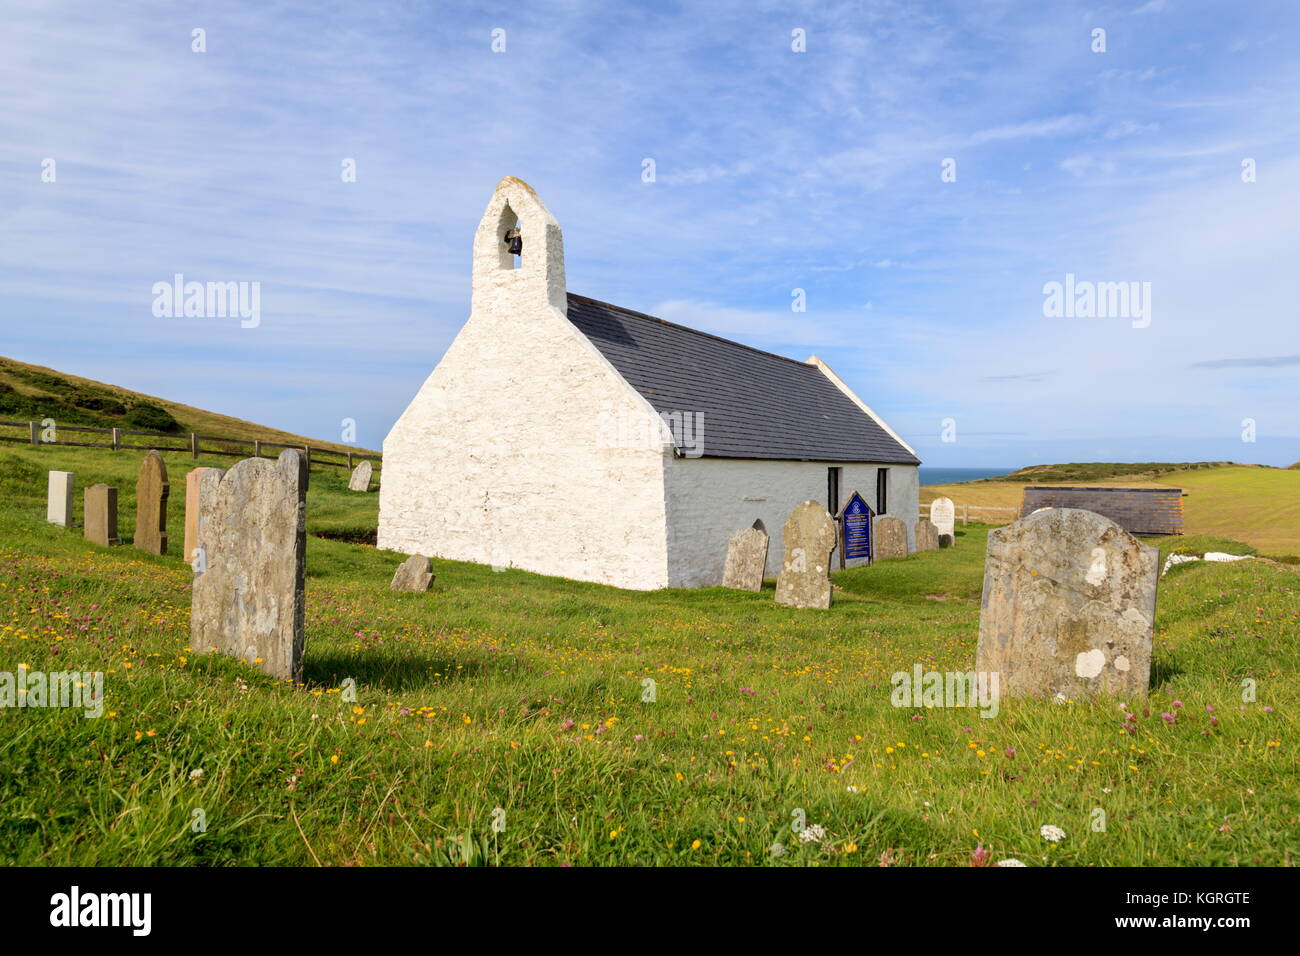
[0,419,380,474]
[919,500,1018,525]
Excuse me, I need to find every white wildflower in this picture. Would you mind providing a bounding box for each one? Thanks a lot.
[996,858,1028,867]
[1040,824,1066,843]
[799,823,826,843]
[188,768,204,781]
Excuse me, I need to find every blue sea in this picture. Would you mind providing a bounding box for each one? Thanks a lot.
[919,467,1018,487]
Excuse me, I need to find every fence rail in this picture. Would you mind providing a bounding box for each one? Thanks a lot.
[0,419,381,473]
[919,501,1018,525]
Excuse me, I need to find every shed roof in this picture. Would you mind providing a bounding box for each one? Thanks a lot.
[566,293,919,464]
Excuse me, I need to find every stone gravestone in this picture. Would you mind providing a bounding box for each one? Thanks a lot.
[348,459,373,492]
[774,501,837,609]
[390,554,435,592]
[930,497,955,547]
[134,450,170,555]
[47,471,74,527]
[976,508,1158,699]
[191,450,308,682]
[84,484,120,546]
[874,516,908,559]
[183,467,215,563]
[722,521,769,592]
[914,519,939,551]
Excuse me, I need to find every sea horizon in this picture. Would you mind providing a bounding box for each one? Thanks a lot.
[918,466,1019,487]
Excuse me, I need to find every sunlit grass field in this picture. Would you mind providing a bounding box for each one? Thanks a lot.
[0,445,1295,866]
[920,465,1300,557]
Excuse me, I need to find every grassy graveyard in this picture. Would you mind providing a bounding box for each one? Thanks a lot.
[0,444,1295,866]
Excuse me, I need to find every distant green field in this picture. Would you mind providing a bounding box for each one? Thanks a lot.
[0,445,1294,866]
[998,462,1238,483]
[923,465,1300,557]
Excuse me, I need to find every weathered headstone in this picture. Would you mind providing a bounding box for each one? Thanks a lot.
[348,459,373,492]
[134,450,169,554]
[183,467,215,563]
[930,497,955,547]
[914,519,939,552]
[191,450,308,682]
[390,554,435,592]
[722,521,769,592]
[84,484,120,546]
[774,501,836,609]
[874,516,908,559]
[976,508,1158,699]
[47,471,74,527]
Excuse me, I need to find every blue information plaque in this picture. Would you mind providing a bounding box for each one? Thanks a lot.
[842,492,874,562]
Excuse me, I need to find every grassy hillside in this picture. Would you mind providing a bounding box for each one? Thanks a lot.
[922,466,1300,557]
[0,444,1294,866]
[0,355,377,456]
[995,462,1240,483]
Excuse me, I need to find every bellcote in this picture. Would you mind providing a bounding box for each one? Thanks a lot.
[472,177,567,313]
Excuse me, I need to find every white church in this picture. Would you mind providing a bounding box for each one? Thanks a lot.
[378,177,920,590]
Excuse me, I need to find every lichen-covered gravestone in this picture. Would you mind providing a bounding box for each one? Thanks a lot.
[976,508,1158,699]
[914,519,939,552]
[348,459,373,492]
[134,450,169,555]
[84,484,119,546]
[930,497,955,547]
[191,450,308,682]
[722,522,769,592]
[774,501,836,609]
[390,554,434,592]
[47,471,74,527]
[183,467,215,563]
[874,516,908,559]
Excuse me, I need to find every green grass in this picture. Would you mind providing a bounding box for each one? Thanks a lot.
[0,450,1295,867]
[923,466,1300,557]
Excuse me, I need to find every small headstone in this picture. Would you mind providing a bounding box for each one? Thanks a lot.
[930,497,955,547]
[191,450,308,682]
[774,501,836,609]
[976,508,1158,699]
[183,467,214,563]
[348,459,373,492]
[874,516,908,559]
[914,519,939,551]
[390,554,435,592]
[47,471,74,527]
[84,484,120,546]
[722,522,769,592]
[134,450,170,555]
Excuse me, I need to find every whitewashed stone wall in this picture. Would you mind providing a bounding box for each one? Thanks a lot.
[663,457,920,588]
[379,178,674,590]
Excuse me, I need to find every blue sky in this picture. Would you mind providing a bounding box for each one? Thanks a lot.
[3,0,1298,467]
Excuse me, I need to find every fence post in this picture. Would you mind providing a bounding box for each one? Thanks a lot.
[253,440,261,458]
[190,433,199,458]
[111,427,121,451]
[347,451,353,471]
[29,421,38,447]
[962,504,969,526]
[303,446,311,469]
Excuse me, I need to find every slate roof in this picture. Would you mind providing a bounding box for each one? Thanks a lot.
[566,294,920,464]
